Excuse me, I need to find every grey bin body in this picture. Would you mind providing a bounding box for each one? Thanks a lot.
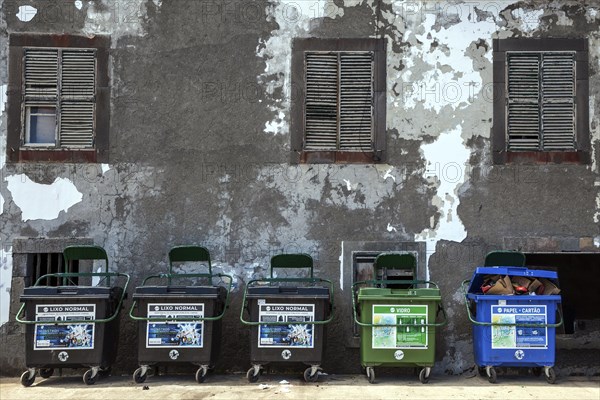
[20,286,123,369]
[246,286,329,365]
[132,286,226,367]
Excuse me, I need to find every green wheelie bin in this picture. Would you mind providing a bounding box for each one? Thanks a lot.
[352,253,447,384]
[16,245,130,386]
[129,246,232,383]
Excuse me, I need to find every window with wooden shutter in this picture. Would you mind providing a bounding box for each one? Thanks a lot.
[291,38,386,164]
[506,51,575,151]
[7,34,110,163]
[23,48,96,148]
[493,38,589,164]
[304,51,374,152]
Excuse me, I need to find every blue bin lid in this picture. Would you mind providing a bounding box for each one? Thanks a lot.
[466,266,558,294]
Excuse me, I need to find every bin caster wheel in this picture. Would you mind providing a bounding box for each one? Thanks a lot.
[303,367,319,383]
[366,367,375,384]
[196,368,208,384]
[83,369,97,385]
[246,368,260,383]
[531,367,542,377]
[486,367,497,384]
[39,368,54,379]
[20,371,36,387]
[133,367,147,384]
[545,367,556,384]
[419,368,430,384]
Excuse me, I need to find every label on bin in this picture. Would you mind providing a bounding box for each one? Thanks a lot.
[491,305,548,349]
[258,303,314,348]
[372,305,428,349]
[146,303,204,348]
[33,304,96,350]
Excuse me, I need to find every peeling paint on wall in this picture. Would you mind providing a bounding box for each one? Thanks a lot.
[16,5,37,22]
[83,0,160,38]
[415,125,470,279]
[0,246,12,326]
[5,175,83,221]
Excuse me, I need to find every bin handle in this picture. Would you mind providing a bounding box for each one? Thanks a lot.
[128,273,233,322]
[15,272,130,325]
[351,280,447,327]
[239,277,335,326]
[270,254,314,279]
[460,279,564,328]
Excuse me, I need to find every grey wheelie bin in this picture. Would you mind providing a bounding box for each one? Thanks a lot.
[353,253,447,384]
[129,246,232,383]
[16,245,130,386]
[240,254,334,383]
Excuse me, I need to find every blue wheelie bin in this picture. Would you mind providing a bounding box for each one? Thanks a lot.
[462,265,563,384]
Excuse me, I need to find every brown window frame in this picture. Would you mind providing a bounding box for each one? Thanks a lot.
[290,38,386,164]
[493,38,590,164]
[7,34,110,163]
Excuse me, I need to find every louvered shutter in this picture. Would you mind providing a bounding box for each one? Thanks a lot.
[305,53,338,150]
[304,51,374,151]
[541,53,575,150]
[506,51,576,151]
[339,53,373,151]
[59,49,96,147]
[506,53,541,151]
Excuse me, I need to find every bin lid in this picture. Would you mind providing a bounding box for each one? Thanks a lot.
[132,285,225,299]
[466,266,558,294]
[357,287,441,301]
[246,286,329,298]
[21,285,118,300]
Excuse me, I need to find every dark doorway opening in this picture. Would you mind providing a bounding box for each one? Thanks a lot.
[525,253,600,335]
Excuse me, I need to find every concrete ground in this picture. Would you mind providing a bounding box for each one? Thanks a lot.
[1,373,599,400]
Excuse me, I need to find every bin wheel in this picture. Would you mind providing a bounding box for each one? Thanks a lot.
[133,367,147,384]
[532,367,542,377]
[419,368,430,384]
[487,367,497,384]
[39,368,54,379]
[195,368,208,384]
[246,368,260,383]
[545,367,556,384]
[20,371,35,387]
[83,369,97,385]
[366,367,375,384]
[303,368,319,383]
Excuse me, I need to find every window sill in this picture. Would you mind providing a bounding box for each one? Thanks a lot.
[10,149,98,163]
[493,150,590,165]
[294,151,383,164]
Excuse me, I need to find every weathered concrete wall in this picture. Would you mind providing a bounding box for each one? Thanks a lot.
[0,0,599,376]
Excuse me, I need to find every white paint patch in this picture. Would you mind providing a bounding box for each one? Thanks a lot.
[264,111,286,135]
[6,175,83,221]
[16,5,37,22]
[383,168,396,182]
[257,0,344,135]
[401,13,498,113]
[101,164,110,174]
[0,84,6,115]
[92,266,103,286]
[594,237,600,248]
[511,8,543,32]
[83,0,160,38]
[386,223,397,232]
[414,125,470,279]
[74,0,83,10]
[0,247,12,326]
[586,8,598,23]
[339,241,344,291]
[343,179,353,191]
